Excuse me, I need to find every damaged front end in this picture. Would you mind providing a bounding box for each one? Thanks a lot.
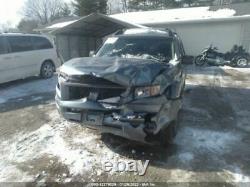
[56,57,185,144]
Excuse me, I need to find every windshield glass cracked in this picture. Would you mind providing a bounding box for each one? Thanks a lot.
[56,28,186,146]
[97,36,174,62]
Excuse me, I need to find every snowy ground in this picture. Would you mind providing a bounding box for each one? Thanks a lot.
[0,66,250,185]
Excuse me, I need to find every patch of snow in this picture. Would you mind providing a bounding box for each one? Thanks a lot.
[0,109,130,182]
[111,7,236,25]
[46,133,94,175]
[186,66,250,89]
[226,166,250,182]
[169,169,196,183]
[31,96,44,101]
[47,20,77,29]
[0,164,33,182]
[65,178,72,182]
[175,127,241,154]
[0,76,57,104]
[223,66,250,72]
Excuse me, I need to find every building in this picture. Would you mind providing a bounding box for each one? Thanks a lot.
[37,2,250,61]
[111,3,250,56]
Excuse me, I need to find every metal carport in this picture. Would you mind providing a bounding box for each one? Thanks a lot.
[51,13,143,61]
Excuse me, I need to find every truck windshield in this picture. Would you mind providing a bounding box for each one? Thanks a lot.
[96,36,173,62]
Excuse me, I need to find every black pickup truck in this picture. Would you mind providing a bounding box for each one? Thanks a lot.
[56,28,186,146]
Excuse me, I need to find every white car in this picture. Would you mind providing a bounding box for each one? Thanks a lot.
[0,33,61,84]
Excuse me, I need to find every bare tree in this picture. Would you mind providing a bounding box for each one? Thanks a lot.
[22,0,72,25]
[18,19,38,33]
[0,22,18,33]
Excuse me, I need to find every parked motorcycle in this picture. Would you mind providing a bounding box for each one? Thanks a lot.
[195,45,250,67]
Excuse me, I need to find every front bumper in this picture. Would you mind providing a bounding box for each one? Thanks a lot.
[56,86,181,144]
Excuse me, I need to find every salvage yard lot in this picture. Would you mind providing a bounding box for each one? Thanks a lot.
[0,65,250,185]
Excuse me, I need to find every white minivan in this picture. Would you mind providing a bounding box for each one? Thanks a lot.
[0,33,61,84]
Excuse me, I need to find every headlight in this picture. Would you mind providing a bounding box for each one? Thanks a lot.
[135,85,160,98]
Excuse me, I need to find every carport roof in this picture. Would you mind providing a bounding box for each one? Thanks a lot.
[51,13,144,37]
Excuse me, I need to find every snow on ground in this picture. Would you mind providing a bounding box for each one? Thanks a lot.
[0,66,250,183]
[175,127,241,154]
[228,166,250,183]
[0,76,57,104]
[185,66,250,88]
[0,109,129,182]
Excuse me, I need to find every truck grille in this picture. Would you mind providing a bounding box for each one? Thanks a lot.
[60,75,126,101]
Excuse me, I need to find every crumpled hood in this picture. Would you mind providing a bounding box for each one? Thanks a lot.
[60,57,173,87]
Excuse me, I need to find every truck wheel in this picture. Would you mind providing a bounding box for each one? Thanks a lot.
[159,121,177,147]
[40,61,54,79]
[195,55,206,66]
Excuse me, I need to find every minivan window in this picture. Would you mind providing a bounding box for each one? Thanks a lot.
[0,37,8,55]
[32,37,53,50]
[7,36,34,53]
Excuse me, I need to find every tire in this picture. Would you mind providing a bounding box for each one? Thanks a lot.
[159,121,178,147]
[195,55,206,66]
[236,56,248,68]
[40,61,54,79]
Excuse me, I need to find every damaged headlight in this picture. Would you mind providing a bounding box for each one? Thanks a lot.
[135,85,160,98]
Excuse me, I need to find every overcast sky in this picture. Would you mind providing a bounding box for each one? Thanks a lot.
[0,0,72,27]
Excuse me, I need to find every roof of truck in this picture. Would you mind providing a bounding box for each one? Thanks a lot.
[118,28,176,38]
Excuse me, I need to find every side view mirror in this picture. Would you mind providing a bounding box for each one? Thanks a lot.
[89,50,96,57]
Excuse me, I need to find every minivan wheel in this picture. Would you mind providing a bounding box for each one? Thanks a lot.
[159,121,178,147]
[40,61,54,79]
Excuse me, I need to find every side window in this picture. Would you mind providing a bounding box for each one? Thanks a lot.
[0,37,8,55]
[32,37,53,50]
[7,36,34,53]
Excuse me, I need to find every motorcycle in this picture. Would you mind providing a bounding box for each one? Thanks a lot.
[195,45,249,67]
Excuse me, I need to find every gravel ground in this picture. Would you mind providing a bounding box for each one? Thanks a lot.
[0,65,250,186]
